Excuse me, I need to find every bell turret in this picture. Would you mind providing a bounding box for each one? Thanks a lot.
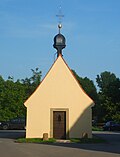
[53,24,66,57]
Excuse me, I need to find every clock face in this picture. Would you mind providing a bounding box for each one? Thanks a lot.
[56,37,63,44]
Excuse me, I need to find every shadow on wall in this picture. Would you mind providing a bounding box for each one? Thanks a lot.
[66,105,92,139]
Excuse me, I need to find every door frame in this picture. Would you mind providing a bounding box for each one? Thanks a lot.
[50,108,69,139]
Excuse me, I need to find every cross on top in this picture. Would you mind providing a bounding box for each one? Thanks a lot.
[56,6,64,25]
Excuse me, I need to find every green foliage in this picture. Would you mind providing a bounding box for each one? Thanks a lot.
[72,70,120,123]
[92,126,103,131]
[96,71,120,122]
[0,68,42,121]
[70,136,106,143]
[21,68,42,97]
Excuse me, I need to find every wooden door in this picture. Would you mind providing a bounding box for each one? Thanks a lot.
[53,111,66,139]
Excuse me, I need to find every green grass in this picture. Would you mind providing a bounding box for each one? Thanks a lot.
[17,138,56,143]
[92,126,103,131]
[16,136,106,144]
[70,136,106,143]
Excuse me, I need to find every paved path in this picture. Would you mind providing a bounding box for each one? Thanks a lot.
[0,130,120,157]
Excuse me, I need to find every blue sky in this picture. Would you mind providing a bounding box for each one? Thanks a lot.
[0,0,120,84]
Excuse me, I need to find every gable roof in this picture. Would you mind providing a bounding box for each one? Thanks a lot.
[24,55,94,107]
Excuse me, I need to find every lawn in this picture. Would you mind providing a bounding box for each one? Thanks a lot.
[17,138,56,143]
[16,135,106,144]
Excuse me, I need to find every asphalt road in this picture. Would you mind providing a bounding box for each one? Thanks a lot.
[0,130,120,157]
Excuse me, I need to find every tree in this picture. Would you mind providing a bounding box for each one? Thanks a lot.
[21,68,42,98]
[0,79,26,121]
[96,71,120,122]
[31,68,42,89]
[0,68,42,121]
[96,71,117,94]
